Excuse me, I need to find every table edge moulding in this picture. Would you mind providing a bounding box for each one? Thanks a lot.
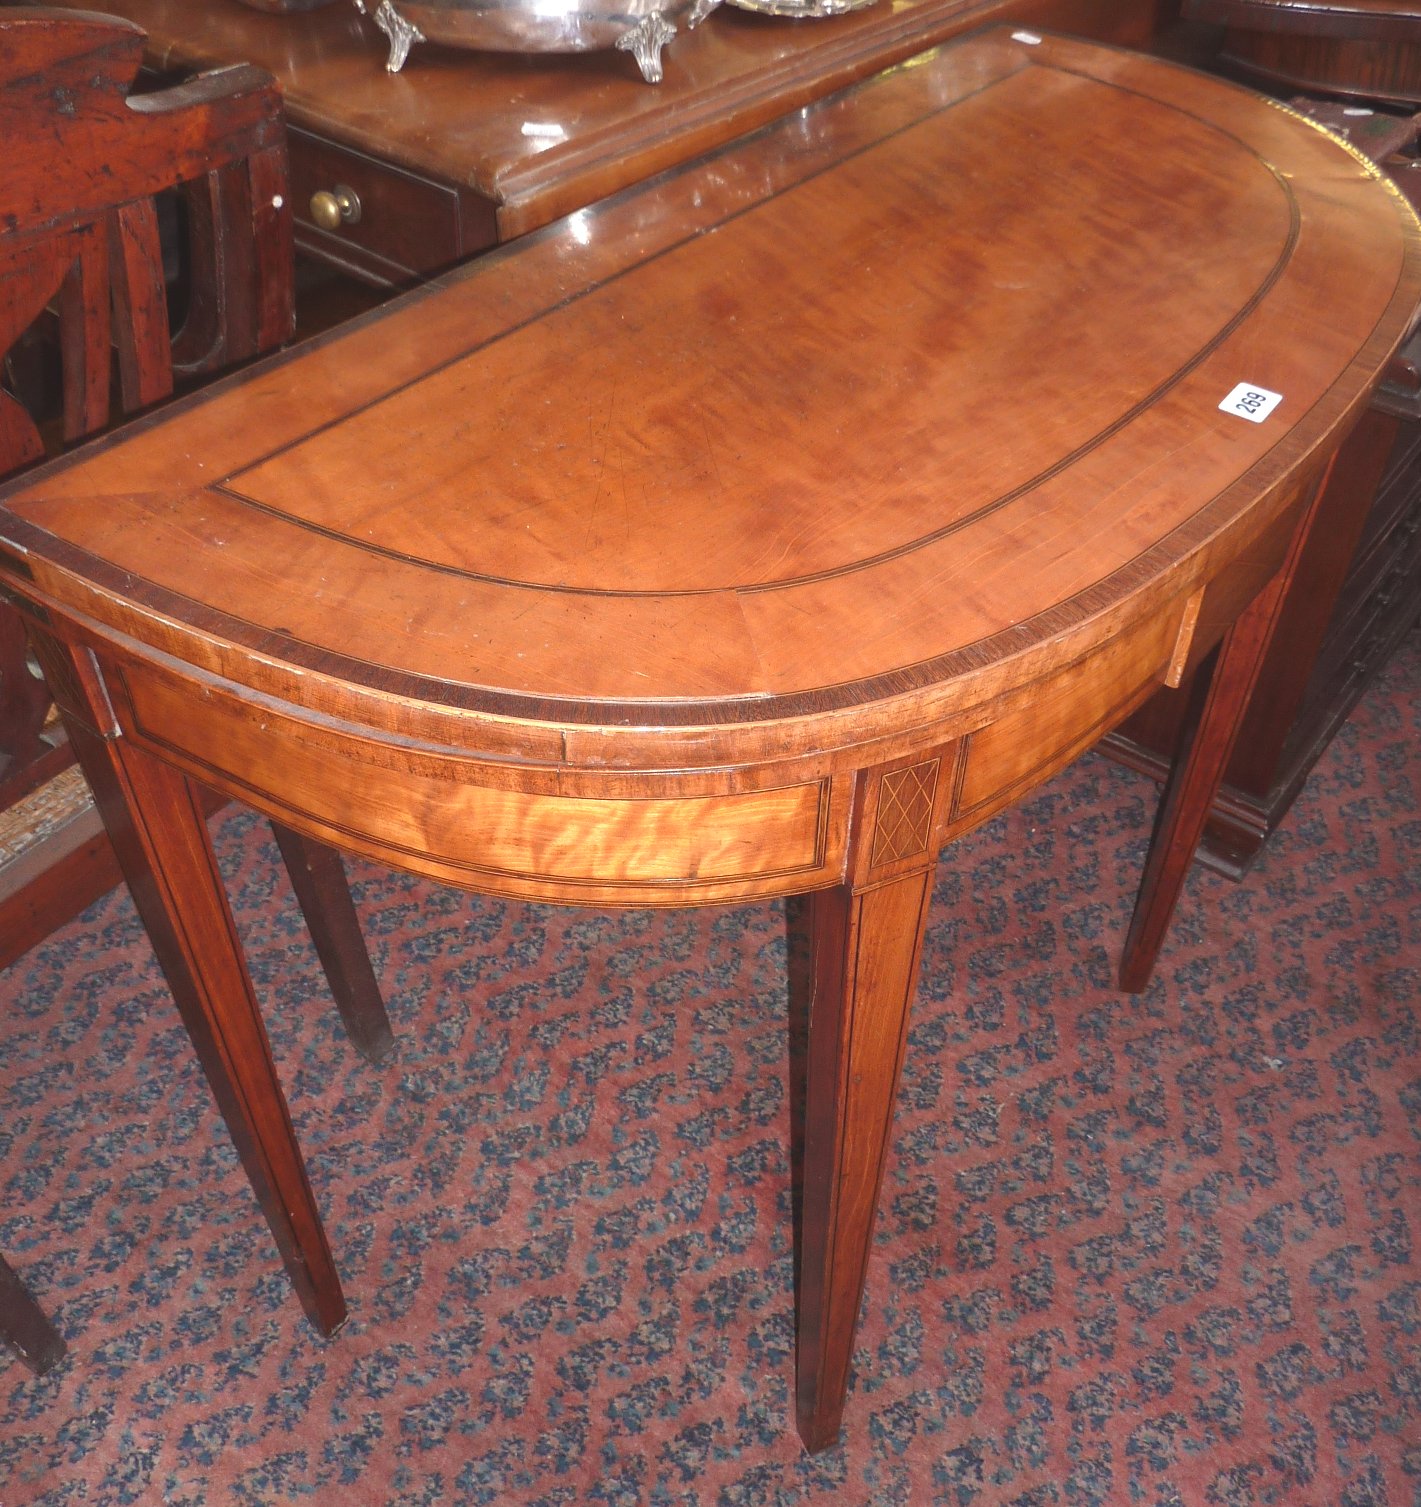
[2,28,1419,1453]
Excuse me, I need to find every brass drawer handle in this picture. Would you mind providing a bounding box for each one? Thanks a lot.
[309,184,362,231]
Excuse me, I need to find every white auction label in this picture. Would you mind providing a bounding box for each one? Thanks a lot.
[1219,382,1284,423]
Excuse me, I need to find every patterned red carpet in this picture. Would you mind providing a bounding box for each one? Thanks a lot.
[2,631,1418,1507]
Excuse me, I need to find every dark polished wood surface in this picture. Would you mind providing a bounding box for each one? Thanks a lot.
[1182,0,1421,99]
[29,0,1164,280]
[1183,0,1420,38]
[2,29,1417,1449]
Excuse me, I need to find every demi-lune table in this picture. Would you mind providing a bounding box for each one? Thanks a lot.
[2,29,1418,1451]
[2,0,1162,966]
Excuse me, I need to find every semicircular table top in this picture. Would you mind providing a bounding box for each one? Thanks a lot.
[3,25,1419,1457]
[6,27,1418,768]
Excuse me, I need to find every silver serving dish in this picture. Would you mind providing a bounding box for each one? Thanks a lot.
[725,0,873,14]
[355,0,720,82]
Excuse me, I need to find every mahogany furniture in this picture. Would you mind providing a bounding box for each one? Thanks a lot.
[0,4,293,824]
[0,4,294,964]
[1179,0,1421,101]
[33,0,1165,287]
[2,29,1417,1448]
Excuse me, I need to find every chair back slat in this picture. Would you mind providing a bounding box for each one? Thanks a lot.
[0,3,294,810]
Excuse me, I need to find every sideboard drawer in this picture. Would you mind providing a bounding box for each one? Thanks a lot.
[288,127,496,285]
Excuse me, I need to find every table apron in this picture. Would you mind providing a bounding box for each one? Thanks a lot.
[42,584,1220,907]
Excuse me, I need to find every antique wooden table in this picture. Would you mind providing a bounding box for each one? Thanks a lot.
[32,0,1158,283]
[2,29,1418,1451]
[2,0,1162,967]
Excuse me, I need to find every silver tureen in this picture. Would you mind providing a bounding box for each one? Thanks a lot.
[354,0,721,82]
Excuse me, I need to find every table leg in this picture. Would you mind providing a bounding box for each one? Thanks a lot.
[796,865,934,1452]
[270,821,393,1064]
[1120,474,1332,993]
[0,1253,66,1374]
[32,636,347,1336]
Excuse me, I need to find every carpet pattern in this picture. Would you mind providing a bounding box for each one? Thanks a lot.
[1,630,1418,1506]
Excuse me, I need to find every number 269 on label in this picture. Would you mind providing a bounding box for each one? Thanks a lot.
[1219,382,1284,423]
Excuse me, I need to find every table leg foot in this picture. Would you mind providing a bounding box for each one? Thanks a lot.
[0,1253,66,1375]
[37,637,347,1335]
[271,821,394,1064]
[796,867,934,1452]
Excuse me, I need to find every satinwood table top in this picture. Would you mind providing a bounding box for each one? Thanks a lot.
[3,29,1419,778]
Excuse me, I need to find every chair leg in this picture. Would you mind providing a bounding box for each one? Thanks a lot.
[270,822,394,1064]
[0,1254,66,1375]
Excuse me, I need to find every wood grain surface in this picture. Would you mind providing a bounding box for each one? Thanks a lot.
[7,31,1418,778]
[1183,0,1421,101]
[3,26,1418,1452]
[1184,0,1421,42]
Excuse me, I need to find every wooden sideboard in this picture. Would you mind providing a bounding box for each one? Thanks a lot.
[34,0,1167,286]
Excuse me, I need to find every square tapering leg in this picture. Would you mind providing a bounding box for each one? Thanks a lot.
[0,1254,67,1375]
[32,634,347,1336]
[796,867,935,1451]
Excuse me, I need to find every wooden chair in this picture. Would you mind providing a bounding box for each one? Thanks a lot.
[0,6,295,959]
[0,5,392,1366]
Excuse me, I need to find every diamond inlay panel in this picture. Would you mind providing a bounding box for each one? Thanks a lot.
[871,759,939,866]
